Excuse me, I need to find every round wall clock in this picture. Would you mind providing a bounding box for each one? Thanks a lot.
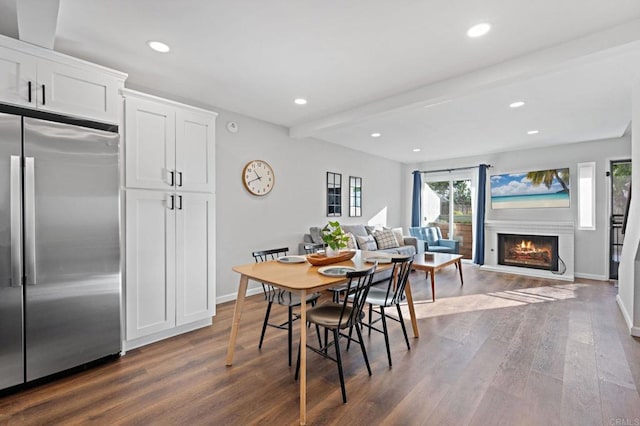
[242,160,274,196]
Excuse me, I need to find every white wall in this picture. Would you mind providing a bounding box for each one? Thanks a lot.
[617,77,640,336]
[410,136,631,279]
[214,109,405,301]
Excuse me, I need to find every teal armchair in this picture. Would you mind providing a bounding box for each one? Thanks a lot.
[408,226,460,254]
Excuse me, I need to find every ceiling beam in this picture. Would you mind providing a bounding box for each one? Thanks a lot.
[16,0,60,49]
[290,18,640,139]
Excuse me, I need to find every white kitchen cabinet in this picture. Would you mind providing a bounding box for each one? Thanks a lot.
[175,192,216,326]
[123,89,216,192]
[125,189,215,344]
[0,34,126,124]
[125,190,176,340]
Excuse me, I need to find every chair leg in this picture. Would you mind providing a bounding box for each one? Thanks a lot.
[380,306,392,368]
[288,306,293,366]
[368,303,373,336]
[316,324,323,349]
[333,329,347,404]
[354,323,372,376]
[258,301,273,349]
[396,304,411,350]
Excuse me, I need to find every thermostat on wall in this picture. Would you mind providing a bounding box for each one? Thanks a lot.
[226,121,239,133]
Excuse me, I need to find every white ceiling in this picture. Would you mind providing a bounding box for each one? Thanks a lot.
[2,0,640,163]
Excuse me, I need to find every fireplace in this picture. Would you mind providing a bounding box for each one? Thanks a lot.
[498,233,558,271]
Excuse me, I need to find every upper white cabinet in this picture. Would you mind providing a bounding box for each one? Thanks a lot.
[123,89,216,193]
[0,35,126,124]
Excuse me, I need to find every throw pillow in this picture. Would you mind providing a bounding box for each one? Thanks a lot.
[309,227,323,244]
[364,225,376,235]
[345,232,357,250]
[374,230,399,250]
[391,227,405,247]
[356,234,378,251]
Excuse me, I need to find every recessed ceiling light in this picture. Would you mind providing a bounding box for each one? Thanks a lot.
[510,101,525,108]
[527,130,539,135]
[413,148,421,152]
[294,98,307,105]
[467,23,491,38]
[371,132,382,138]
[147,40,170,53]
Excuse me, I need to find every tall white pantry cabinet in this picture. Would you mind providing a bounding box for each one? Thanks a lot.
[122,89,216,350]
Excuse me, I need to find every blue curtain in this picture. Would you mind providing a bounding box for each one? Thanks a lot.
[473,164,487,265]
[411,171,422,227]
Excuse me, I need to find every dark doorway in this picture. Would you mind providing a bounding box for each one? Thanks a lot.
[610,159,631,280]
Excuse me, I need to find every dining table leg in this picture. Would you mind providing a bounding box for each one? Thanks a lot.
[458,260,464,285]
[404,280,420,338]
[225,274,249,366]
[299,289,307,425]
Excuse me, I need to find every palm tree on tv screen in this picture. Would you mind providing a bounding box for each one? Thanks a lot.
[526,169,569,193]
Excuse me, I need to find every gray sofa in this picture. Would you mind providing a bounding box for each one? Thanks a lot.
[300,224,418,283]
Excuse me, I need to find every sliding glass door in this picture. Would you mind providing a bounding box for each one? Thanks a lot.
[422,175,474,259]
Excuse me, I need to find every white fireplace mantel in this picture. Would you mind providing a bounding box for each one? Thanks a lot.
[481,220,575,281]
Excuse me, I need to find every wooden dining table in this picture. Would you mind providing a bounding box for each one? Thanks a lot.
[225,250,420,425]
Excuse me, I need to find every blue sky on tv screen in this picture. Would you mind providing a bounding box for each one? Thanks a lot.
[490,171,568,197]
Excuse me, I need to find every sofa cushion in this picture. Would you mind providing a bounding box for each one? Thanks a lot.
[395,245,416,256]
[345,232,357,250]
[341,224,368,237]
[356,234,378,251]
[373,230,399,250]
[309,227,323,244]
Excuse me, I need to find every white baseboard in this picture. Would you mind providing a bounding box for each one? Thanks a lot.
[616,294,637,336]
[216,286,263,304]
[480,265,574,281]
[574,272,608,281]
[122,318,212,352]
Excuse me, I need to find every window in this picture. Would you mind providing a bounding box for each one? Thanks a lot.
[577,162,596,230]
[349,176,362,217]
[326,172,342,217]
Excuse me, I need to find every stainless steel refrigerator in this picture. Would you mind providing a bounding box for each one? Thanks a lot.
[0,107,121,391]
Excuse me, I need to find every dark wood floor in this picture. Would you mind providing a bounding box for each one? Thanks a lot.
[2,265,640,425]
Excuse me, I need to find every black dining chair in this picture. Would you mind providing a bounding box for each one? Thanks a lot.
[361,255,413,367]
[253,247,321,366]
[295,264,377,403]
[303,243,326,254]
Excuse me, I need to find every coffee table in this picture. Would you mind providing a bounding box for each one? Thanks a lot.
[412,252,463,302]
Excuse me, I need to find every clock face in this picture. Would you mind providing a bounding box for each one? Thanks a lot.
[242,160,274,196]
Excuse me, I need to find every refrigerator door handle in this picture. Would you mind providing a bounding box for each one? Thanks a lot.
[25,157,37,286]
[10,156,23,287]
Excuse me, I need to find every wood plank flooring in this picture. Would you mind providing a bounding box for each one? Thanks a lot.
[2,265,640,425]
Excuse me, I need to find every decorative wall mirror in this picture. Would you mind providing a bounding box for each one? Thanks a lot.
[349,176,362,217]
[326,172,342,216]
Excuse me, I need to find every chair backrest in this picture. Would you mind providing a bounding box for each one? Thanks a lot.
[252,247,289,262]
[252,247,289,301]
[408,227,427,241]
[377,255,414,306]
[336,264,377,329]
[425,226,443,243]
[303,243,325,254]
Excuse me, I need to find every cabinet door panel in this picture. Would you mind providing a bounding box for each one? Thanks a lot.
[36,60,121,123]
[175,193,215,325]
[175,109,215,193]
[125,190,176,340]
[125,98,176,190]
[0,46,37,107]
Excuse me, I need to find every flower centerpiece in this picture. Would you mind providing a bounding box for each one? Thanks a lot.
[320,221,350,257]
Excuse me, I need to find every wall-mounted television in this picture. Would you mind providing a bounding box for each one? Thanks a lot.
[490,168,570,209]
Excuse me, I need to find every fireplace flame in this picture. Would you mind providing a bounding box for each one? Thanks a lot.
[520,240,534,250]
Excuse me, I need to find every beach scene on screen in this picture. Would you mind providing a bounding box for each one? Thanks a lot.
[490,168,570,209]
